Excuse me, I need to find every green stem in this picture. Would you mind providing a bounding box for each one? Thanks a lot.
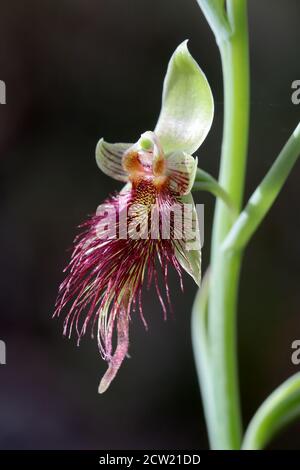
[222,122,300,253]
[193,168,237,216]
[242,373,300,450]
[206,0,250,449]
[191,270,216,438]
[195,0,231,44]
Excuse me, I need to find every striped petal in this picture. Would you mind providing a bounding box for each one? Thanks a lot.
[96,138,132,182]
[174,193,201,285]
[166,152,198,195]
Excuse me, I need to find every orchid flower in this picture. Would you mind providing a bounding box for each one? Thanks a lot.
[54,41,214,393]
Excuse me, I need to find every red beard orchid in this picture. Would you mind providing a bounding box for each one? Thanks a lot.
[54,41,214,393]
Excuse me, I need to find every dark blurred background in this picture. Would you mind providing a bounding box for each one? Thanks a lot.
[0,0,299,450]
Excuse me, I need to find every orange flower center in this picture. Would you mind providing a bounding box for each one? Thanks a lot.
[122,148,168,191]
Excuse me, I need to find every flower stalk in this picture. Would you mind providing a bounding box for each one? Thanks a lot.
[195,0,231,44]
[193,168,237,217]
[194,0,300,450]
[242,373,300,450]
[222,122,300,253]
[193,0,250,449]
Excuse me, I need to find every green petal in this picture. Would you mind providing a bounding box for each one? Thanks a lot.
[96,138,132,182]
[174,193,201,285]
[166,152,198,195]
[155,40,214,155]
